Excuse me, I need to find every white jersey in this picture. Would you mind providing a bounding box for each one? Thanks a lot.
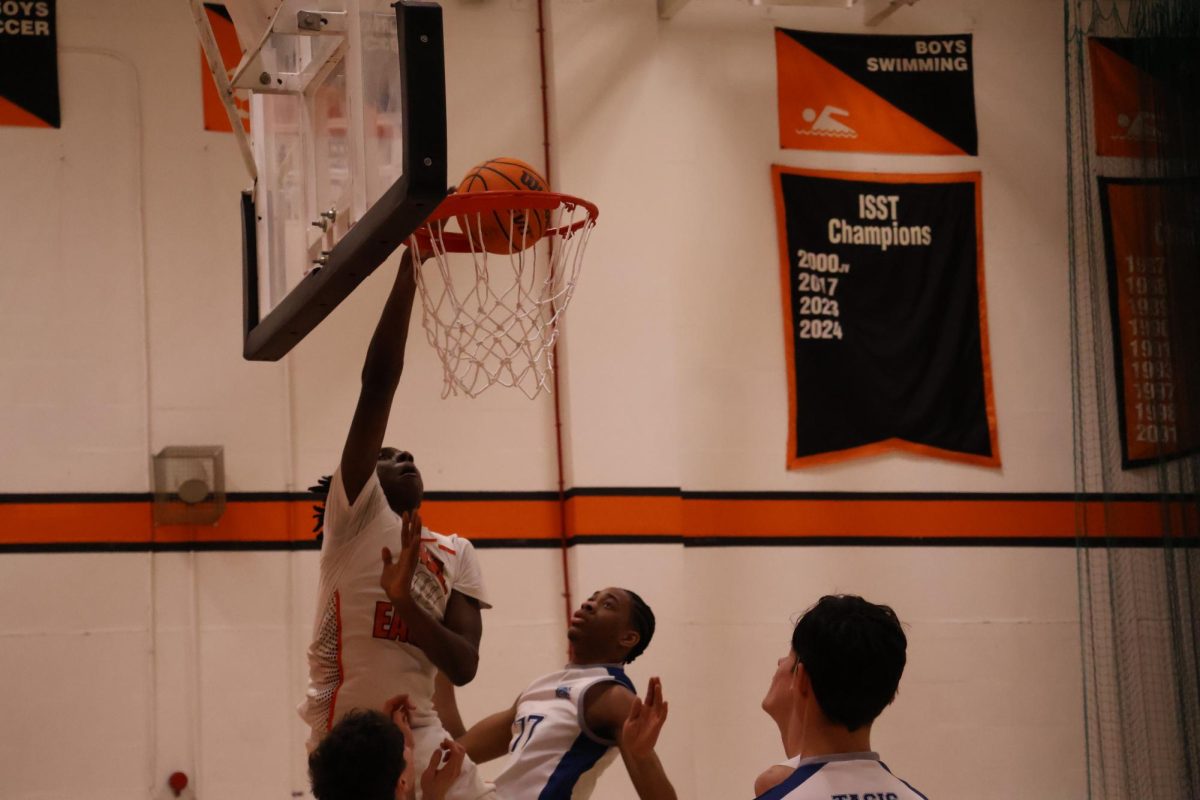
[755,752,928,800]
[299,469,494,799]
[492,664,635,800]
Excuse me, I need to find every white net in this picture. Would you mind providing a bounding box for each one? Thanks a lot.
[407,194,597,398]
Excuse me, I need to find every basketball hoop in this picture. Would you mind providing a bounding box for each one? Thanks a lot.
[408,190,599,399]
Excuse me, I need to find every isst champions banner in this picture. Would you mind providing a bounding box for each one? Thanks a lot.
[773,167,997,468]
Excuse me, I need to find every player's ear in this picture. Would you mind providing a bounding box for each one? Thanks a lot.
[619,628,640,652]
[792,660,811,696]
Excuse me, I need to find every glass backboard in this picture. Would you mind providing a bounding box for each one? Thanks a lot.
[217,0,446,359]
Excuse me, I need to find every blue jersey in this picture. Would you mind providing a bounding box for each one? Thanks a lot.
[492,664,635,800]
[755,752,928,800]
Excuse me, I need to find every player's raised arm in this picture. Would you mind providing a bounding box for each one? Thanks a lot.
[340,248,421,506]
[584,677,677,800]
[380,512,483,685]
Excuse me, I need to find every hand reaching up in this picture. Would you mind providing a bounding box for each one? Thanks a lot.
[380,510,422,607]
[420,738,466,800]
[622,676,669,760]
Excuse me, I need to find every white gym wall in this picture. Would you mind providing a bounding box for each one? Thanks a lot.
[0,1,1081,798]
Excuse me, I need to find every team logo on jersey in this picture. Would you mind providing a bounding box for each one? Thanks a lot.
[555,685,571,699]
[417,547,448,592]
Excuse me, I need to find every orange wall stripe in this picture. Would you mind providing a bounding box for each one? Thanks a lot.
[421,499,562,541]
[565,496,684,537]
[0,502,152,543]
[0,496,1180,546]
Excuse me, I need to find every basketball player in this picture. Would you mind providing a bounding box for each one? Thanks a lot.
[438,587,677,800]
[298,247,495,800]
[309,693,466,800]
[754,595,926,800]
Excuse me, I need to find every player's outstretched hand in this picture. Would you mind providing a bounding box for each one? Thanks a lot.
[622,676,669,760]
[381,510,423,607]
[420,738,466,800]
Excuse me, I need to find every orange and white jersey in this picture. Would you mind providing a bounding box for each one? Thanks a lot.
[755,753,928,800]
[298,468,490,750]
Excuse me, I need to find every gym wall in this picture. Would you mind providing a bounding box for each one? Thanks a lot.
[0,1,1082,798]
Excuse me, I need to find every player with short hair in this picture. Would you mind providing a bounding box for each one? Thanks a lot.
[298,248,495,799]
[309,694,466,800]
[754,595,926,799]
[440,587,676,800]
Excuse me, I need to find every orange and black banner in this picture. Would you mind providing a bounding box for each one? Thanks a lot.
[1099,177,1200,467]
[1088,37,1186,159]
[775,29,976,156]
[0,0,58,128]
[201,3,249,133]
[773,166,997,469]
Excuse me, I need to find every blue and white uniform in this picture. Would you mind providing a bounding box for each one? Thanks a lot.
[492,664,635,800]
[755,752,928,800]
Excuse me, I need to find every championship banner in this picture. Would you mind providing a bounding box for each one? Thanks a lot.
[0,0,59,128]
[775,29,976,156]
[1088,37,1181,158]
[201,3,249,133]
[1099,178,1200,467]
[772,166,997,468]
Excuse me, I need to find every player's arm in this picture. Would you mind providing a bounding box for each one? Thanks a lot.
[584,678,677,800]
[457,700,519,764]
[381,515,483,685]
[753,765,794,796]
[433,671,467,738]
[339,248,422,506]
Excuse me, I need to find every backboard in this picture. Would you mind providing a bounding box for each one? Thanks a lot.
[200,0,447,360]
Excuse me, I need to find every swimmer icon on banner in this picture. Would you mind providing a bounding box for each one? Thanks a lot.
[772,166,998,469]
[775,29,977,155]
[0,0,59,128]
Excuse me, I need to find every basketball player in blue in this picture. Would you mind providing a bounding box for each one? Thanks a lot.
[438,587,676,800]
[754,595,927,800]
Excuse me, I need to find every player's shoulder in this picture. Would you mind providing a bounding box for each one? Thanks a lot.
[757,754,928,800]
[420,529,478,557]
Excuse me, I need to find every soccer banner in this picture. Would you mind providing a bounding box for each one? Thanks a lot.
[1099,178,1200,467]
[772,166,997,468]
[775,29,976,156]
[201,3,250,133]
[0,0,59,128]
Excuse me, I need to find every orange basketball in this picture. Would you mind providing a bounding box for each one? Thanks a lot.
[455,157,551,254]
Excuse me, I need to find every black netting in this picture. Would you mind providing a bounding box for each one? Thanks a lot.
[1066,2,1200,798]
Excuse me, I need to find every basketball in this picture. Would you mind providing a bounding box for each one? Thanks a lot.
[455,157,551,254]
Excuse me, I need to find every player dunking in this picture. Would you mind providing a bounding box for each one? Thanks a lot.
[438,587,676,800]
[299,248,495,799]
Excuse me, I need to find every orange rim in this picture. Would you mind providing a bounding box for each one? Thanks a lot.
[411,190,599,252]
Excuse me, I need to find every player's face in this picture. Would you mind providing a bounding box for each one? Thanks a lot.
[567,587,635,652]
[761,648,800,722]
[377,447,424,512]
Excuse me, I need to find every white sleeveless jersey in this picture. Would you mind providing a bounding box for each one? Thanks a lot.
[755,752,929,800]
[298,468,490,750]
[492,664,635,800]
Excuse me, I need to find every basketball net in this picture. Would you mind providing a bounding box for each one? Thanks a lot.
[407,191,598,399]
